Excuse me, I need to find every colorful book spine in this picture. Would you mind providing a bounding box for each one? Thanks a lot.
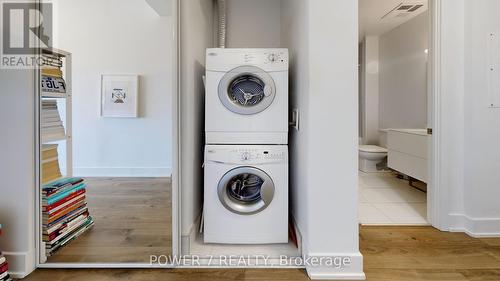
[41,178,94,257]
[0,224,11,281]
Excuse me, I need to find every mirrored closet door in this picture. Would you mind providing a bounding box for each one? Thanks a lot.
[37,0,174,265]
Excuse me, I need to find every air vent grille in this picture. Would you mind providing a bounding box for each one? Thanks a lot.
[398,5,414,10]
[409,4,424,12]
[382,2,427,20]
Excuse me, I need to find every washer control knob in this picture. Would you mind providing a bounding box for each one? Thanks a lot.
[268,53,277,62]
[241,152,250,161]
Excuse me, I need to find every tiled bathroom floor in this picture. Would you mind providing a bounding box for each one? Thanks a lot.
[359,171,429,225]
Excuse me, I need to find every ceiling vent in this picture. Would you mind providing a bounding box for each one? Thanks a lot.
[381,2,426,20]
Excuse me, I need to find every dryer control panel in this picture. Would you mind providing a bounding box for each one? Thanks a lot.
[243,51,287,65]
[263,51,286,64]
[206,48,289,72]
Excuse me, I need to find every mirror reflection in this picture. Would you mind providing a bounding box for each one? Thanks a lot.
[39,0,173,264]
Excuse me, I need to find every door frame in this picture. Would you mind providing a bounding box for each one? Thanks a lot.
[427,0,442,229]
[427,0,456,230]
[358,0,452,230]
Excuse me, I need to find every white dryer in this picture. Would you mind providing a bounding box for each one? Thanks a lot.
[204,145,288,244]
[205,48,289,145]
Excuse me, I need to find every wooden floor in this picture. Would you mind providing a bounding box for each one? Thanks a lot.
[29,226,500,280]
[46,177,171,263]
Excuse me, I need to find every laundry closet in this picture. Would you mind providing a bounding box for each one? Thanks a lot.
[178,0,362,277]
[179,0,298,262]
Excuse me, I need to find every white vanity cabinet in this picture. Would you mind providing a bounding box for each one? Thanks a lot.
[387,129,428,183]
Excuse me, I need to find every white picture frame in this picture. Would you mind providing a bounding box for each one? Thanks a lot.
[101,74,139,117]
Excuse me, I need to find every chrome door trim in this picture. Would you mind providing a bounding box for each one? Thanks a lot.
[218,66,276,115]
[217,166,275,215]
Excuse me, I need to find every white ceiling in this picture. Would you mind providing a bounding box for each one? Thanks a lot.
[359,0,428,42]
[145,0,173,16]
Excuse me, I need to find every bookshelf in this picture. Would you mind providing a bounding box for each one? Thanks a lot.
[38,48,73,262]
[37,49,94,263]
[40,48,73,183]
[41,92,69,99]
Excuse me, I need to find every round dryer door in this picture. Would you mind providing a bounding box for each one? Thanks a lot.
[217,167,275,215]
[218,66,276,115]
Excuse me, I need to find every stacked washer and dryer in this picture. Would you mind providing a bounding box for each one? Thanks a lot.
[204,48,289,244]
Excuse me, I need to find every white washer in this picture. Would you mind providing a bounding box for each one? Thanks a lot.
[205,48,289,145]
[204,145,288,244]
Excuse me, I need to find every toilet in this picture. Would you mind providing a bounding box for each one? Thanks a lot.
[359,145,388,172]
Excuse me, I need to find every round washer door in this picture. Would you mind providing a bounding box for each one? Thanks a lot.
[218,66,276,115]
[217,166,275,215]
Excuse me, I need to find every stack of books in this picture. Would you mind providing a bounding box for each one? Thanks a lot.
[0,225,12,281]
[41,100,65,142]
[42,54,63,77]
[41,54,67,97]
[41,144,62,184]
[42,178,94,256]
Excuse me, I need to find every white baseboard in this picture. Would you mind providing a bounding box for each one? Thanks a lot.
[292,215,365,280]
[181,212,203,255]
[2,251,35,279]
[305,252,365,280]
[449,213,500,237]
[74,166,172,177]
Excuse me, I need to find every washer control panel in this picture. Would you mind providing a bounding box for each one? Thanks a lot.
[234,148,286,162]
[205,145,288,164]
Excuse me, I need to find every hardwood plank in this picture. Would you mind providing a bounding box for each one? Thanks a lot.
[459,269,500,281]
[243,268,310,280]
[363,269,468,281]
[480,238,500,247]
[361,226,500,270]
[24,269,248,281]
[45,177,172,264]
[31,202,500,280]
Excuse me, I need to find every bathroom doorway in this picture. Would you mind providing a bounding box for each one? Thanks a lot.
[358,0,430,225]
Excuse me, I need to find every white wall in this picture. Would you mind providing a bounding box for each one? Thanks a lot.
[0,0,36,276]
[0,2,33,278]
[0,69,36,278]
[282,0,364,279]
[54,0,173,177]
[359,36,380,145]
[179,0,214,242]
[226,0,281,48]
[280,0,310,258]
[379,11,429,130]
[462,0,500,234]
[433,0,500,237]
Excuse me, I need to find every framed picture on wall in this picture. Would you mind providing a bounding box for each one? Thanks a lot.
[101,74,139,117]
